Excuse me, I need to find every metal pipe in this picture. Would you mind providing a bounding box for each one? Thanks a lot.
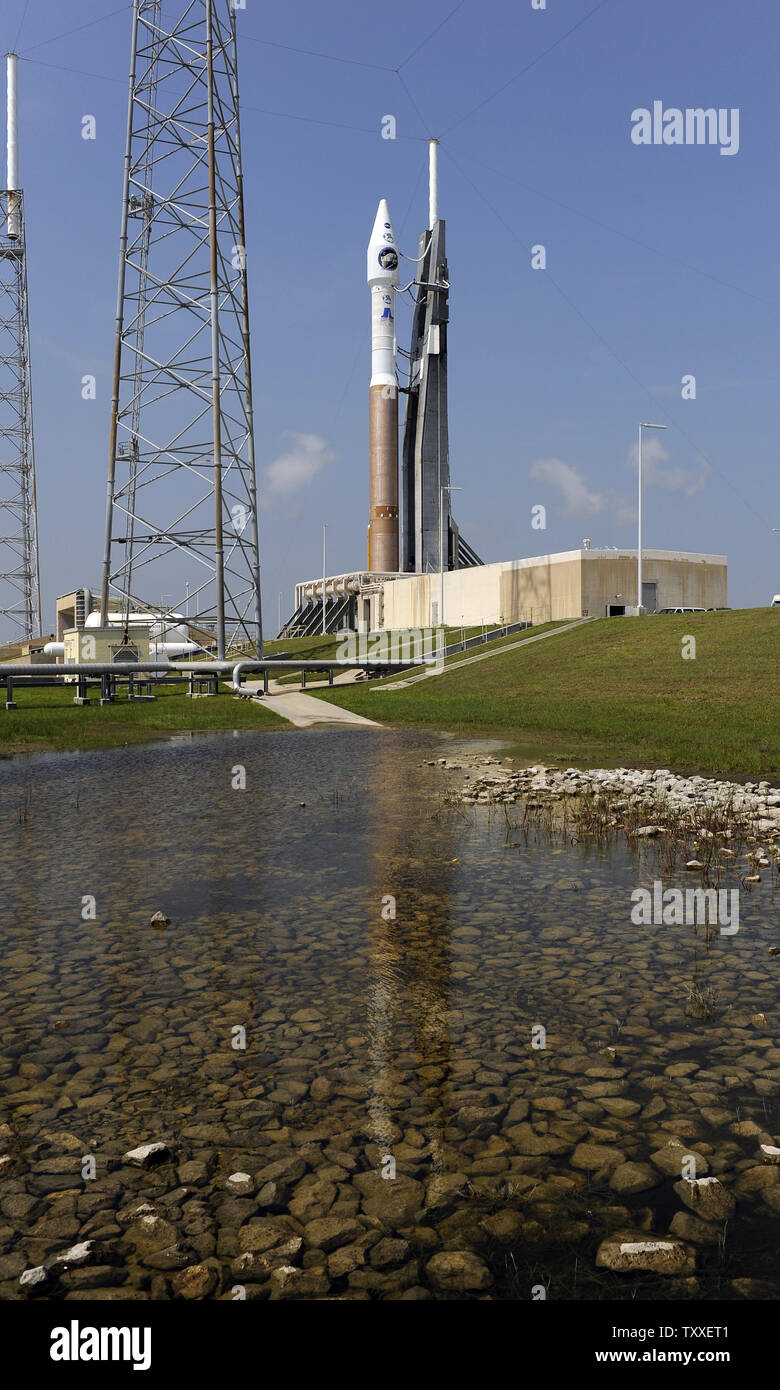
[322,523,327,634]
[637,423,642,613]
[6,52,19,238]
[429,138,439,228]
[2,658,426,680]
[637,423,666,614]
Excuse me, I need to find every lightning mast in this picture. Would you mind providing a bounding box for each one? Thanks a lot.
[100,0,262,657]
[0,53,41,640]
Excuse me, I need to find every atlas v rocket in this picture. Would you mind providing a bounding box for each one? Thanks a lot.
[365,141,481,581]
[366,199,400,572]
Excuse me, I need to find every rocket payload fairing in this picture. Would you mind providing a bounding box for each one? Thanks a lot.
[367,199,400,572]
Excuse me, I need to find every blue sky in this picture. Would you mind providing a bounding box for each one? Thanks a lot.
[5,0,780,629]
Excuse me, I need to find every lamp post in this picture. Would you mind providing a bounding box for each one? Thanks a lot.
[439,485,463,629]
[322,524,327,635]
[638,423,667,614]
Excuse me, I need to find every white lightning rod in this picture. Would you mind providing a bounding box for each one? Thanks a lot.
[429,138,439,228]
[6,52,19,239]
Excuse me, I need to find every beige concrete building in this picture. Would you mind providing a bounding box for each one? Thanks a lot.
[0,635,55,666]
[378,548,727,629]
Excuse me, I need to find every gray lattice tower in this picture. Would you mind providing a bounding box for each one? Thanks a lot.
[100,0,262,658]
[0,53,41,642]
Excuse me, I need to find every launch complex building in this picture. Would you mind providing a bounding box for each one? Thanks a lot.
[286,142,726,637]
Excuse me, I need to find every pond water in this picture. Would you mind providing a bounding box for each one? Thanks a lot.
[0,729,777,1300]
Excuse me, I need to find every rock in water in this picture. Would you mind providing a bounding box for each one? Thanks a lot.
[226,1172,254,1195]
[123,1141,171,1168]
[171,1263,218,1300]
[673,1176,735,1222]
[609,1162,662,1196]
[425,1251,493,1293]
[19,1266,51,1294]
[52,1241,96,1269]
[149,911,170,930]
[595,1237,694,1275]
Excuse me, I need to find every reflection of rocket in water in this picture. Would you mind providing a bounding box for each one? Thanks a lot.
[364,746,457,1169]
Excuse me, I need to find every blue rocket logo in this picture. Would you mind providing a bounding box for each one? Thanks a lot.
[380,306,394,321]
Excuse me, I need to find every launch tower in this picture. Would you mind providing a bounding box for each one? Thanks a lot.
[0,54,41,640]
[99,0,262,658]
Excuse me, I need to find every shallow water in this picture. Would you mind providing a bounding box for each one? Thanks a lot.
[0,729,777,1300]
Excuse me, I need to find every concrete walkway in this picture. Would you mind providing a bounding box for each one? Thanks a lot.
[375,616,595,689]
[241,677,381,729]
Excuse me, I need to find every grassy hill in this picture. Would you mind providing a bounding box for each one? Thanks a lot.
[316,609,780,779]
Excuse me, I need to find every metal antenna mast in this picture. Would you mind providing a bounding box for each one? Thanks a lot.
[100,0,262,658]
[0,53,41,640]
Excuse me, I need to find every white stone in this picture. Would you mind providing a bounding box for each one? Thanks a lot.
[52,1241,93,1267]
[123,1141,170,1167]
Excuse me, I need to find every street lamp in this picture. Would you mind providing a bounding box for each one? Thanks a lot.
[637,423,667,614]
[322,524,327,635]
[440,485,463,629]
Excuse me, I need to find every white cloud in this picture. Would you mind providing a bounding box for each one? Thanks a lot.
[263,432,334,499]
[629,436,709,496]
[529,458,606,519]
[529,441,709,536]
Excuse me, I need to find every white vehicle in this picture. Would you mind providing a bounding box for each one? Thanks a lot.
[772,595,780,607]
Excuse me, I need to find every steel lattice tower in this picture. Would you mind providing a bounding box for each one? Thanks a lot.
[0,54,41,641]
[100,0,262,658]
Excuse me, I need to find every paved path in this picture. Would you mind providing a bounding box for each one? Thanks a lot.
[241,678,381,729]
[375,617,595,689]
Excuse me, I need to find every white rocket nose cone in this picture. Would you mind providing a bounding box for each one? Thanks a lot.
[367,198,400,286]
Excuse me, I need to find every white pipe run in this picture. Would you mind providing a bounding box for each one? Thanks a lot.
[6,52,19,239]
[43,640,198,659]
[83,610,189,643]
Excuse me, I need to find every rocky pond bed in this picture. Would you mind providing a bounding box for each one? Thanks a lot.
[0,731,777,1300]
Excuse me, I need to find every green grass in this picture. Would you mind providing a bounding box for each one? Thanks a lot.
[364,619,569,684]
[314,609,780,779]
[0,681,285,757]
[4,611,777,776]
[264,624,510,684]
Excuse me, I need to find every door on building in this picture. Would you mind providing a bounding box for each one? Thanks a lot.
[606,604,626,616]
[642,581,658,612]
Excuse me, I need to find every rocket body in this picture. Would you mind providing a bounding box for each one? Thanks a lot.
[367,199,399,572]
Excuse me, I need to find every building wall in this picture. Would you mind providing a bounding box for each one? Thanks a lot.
[0,639,55,666]
[500,555,581,622]
[379,550,727,628]
[382,560,510,629]
[581,552,727,614]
